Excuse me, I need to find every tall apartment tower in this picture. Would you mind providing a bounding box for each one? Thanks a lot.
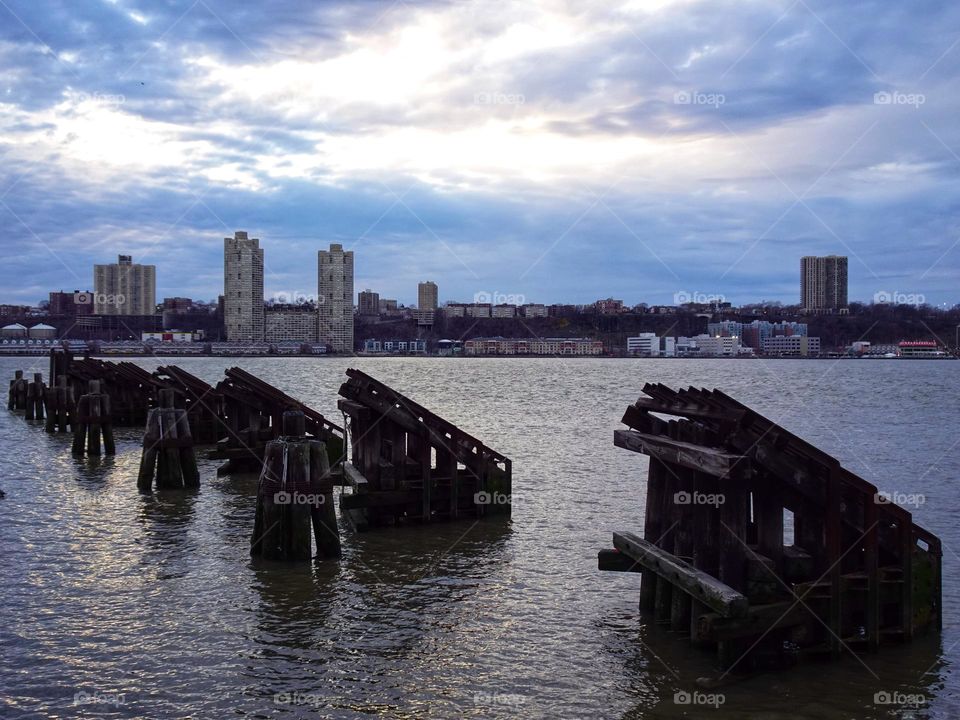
[418,281,439,310]
[318,243,354,352]
[223,231,264,342]
[801,255,848,312]
[93,255,156,315]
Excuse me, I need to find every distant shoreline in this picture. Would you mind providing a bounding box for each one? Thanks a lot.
[0,351,954,361]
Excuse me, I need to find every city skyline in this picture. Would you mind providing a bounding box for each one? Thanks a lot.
[1,2,959,308]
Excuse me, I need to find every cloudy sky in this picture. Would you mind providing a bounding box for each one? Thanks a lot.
[1,0,958,307]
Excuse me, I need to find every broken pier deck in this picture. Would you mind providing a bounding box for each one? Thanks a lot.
[599,384,942,673]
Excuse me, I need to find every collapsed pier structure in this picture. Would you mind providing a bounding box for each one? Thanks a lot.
[7,350,511,560]
[599,384,942,674]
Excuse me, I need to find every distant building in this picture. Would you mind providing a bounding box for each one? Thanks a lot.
[627,333,676,357]
[163,297,193,312]
[265,306,319,343]
[437,339,463,356]
[466,303,492,319]
[801,255,848,312]
[708,320,807,349]
[492,304,516,318]
[94,255,156,315]
[379,298,398,314]
[413,309,435,326]
[445,303,467,318]
[363,338,427,354]
[358,289,380,317]
[318,243,354,352]
[693,335,741,357]
[418,281,438,311]
[898,341,944,358]
[596,298,625,315]
[762,335,821,356]
[464,337,603,355]
[142,331,195,343]
[224,231,265,342]
[49,290,93,316]
[520,303,548,318]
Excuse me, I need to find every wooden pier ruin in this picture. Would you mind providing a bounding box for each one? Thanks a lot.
[209,367,344,474]
[337,369,512,530]
[599,384,942,677]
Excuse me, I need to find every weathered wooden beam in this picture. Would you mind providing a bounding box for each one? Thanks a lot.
[614,429,749,479]
[598,548,642,572]
[612,531,749,618]
[695,602,810,642]
[342,462,369,493]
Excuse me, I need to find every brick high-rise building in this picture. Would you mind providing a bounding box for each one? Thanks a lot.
[93,255,156,315]
[223,231,264,342]
[318,243,354,352]
[358,289,380,317]
[801,255,848,312]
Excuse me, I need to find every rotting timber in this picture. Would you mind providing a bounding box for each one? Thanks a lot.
[599,384,942,678]
[337,369,511,530]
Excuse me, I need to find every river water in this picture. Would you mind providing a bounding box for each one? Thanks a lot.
[0,356,957,719]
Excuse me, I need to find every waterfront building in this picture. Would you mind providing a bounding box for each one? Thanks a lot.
[318,243,354,353]
[464,336,603,356]
[626,333,676,357]
[363,338,427,354]
[898,341,945,358]
[224,231,265,342]
[692,334,741,357]
[801,255,848,312]
[762,335,821,356]
[265,306,319,343]
[94,254,156,315]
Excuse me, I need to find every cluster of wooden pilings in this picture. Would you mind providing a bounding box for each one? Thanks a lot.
[7,352,513,563]
[137,389,199,490]
[599,384,942,678]
[71,380,116,457]
[251,410,340,561]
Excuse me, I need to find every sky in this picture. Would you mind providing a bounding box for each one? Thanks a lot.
[0,0,958,308]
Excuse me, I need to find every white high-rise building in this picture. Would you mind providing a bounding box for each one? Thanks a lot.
[223,231,264,342]
[93,254,156,315]
[318,243,354,353]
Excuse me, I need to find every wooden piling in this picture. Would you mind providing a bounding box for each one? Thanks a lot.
[251,410,339,561]
[137,388,199,490]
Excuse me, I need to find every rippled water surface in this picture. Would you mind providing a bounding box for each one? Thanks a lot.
[1,356,958,719]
